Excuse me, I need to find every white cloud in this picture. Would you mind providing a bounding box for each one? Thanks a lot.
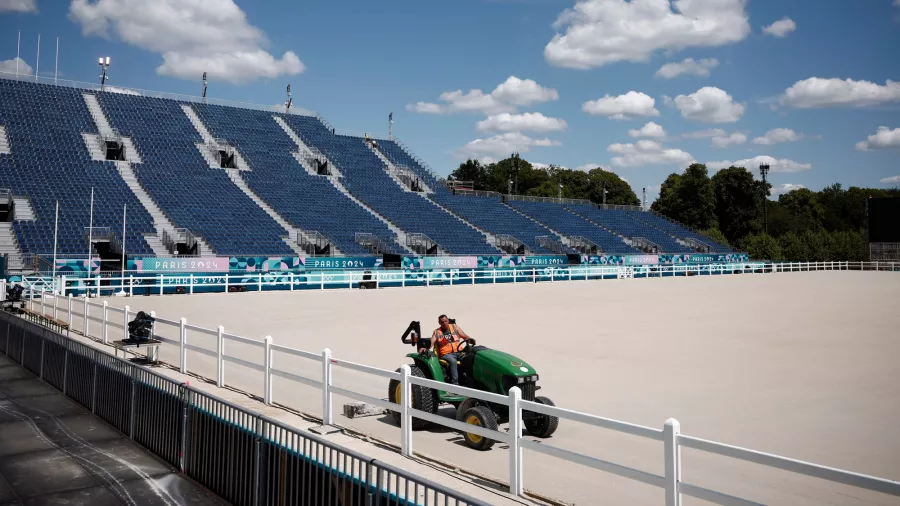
[575,163,602,171]
[628,121,667,138]
[707,155,812,173]
[881,176,900,184]
[0,0,37,12]
[655,58,719,79]
[408,76,558,115]
[608,140,694,168]
[583,91,659,120]
[762,17,796,37]
[545,0,750,69]
[453,132,561,159]
[0,57,32,76]
[476,112,567,133]
[674,86,745,123]
[682,128,724,139]
[753,128,806,145]
[770,183,805,197]
[711,132,747,148]
[68,0,304,84]
[856,126,900,151]
[780,78,900,108]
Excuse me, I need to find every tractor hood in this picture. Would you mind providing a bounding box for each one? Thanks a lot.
[473,348,537,378]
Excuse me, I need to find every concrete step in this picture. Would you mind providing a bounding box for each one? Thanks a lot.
[11,196,35,221]
[0,126,10,154]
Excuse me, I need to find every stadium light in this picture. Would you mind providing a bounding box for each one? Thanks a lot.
[98,56,111,91]
[558,182,563,199]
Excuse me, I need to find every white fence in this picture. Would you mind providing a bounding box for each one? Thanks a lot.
[19,260,900,298]
[6,260,900,505]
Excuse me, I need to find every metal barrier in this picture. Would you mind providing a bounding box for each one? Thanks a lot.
[0,309,487,506]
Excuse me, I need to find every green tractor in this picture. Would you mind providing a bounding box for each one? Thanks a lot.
[388,320,559,450]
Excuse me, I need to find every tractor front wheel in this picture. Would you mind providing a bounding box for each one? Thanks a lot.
[388,365,437,430]
[461,406,498,451]
[523,396,559,438]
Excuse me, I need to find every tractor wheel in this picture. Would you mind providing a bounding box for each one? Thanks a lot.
[388,365,437,430]
[455,397,479,422]
[523,396,559,438]
[461,405,498,451]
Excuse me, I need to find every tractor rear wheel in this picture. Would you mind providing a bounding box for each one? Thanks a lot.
[461,405,498,451]
[388,365,437,430]
[523,396,559,438]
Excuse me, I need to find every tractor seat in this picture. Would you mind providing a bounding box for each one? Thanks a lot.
[435,344,462,367]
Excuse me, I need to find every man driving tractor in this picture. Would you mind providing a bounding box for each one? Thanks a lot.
[423,314,472,388]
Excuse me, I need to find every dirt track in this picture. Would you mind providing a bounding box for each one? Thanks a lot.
[92,271,900,505]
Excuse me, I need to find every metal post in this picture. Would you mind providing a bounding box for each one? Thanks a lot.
[263,336,273,405]
[289,272,294,291]
[189,274,194,294]
[508,386,523,495]
[128,371,136,439]
[53,291,58,319]
[67,295,73,325]
[40,288,45,314]
[400,364,412,456]
[322,348,333,425]
[102,301,109,344]
[224,273,229,293]
[129,275,134,296]
[664,418,682,506]
[29,285,33,311]
[258,273,262,292]
[179,318,187,374]
[216,325,225,387]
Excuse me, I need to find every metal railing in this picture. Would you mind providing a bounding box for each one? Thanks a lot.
[7,261,900,505]
[0,307,487,506]
[505,194,593,206]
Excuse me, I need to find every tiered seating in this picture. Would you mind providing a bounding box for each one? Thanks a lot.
[377,140,445,193]
[430,193,566,254]
[278,115,498,254]
[507,201,639,254]
[626,211,732,253]
[96,93,293,255]
[569,206,686,252]
[191,105,403,254]
[0,79,155,256]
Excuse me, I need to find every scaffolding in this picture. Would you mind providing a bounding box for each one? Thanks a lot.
[630,237,660,254]
[536,235,570,254]
[494,234,526,255]
[406,233,441,255]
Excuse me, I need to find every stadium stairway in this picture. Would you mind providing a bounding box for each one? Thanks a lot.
[11,196,35,221]
[0,223,25,271]
[501,201,576,252]
[181,105,252,171]
[367,142,435,194]
[0,126,10,154]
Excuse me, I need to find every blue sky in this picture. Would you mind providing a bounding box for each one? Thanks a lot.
[2,0,899,202]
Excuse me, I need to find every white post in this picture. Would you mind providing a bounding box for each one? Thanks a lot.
[129,275,134,296]
[450,270,454,286]
[264,336,273,405]
[322,348,333,425]
[320,272,324,290]
[189,274,194,294]
[29,284,34,311]
[67,294,73,324]
[513,268,517,283]
[664,418,682,506]
[492,269,496,284]
[400,364,412,456]
[216,325,225,387]
[224,273,229,293]
[119,204,127,291]
[40,287,45,314]
[53,291,58,319]
[159,274,163,295]
[258,273,263,292]
[402,271,406,288]
[60,275,66,296]
[179,318,187,374]
[375,271,380,289]
[289,272,294,291]
[83,296,89,336]
[123,305,130,340]
[87,188,94,294]
[508,386,523,496]
[102,301,109,344]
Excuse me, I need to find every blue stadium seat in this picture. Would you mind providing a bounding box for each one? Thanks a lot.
[507,200,640,254]
[0,79,155,256]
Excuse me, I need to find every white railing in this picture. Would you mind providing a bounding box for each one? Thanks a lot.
[8,264,900,505]
[19,260,900,298]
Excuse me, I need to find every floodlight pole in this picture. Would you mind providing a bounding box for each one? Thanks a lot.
[760,164,770,235]
[285,84,292,113]
[98,56,110,91]
[202,72,207,104]
[642,187,646,211]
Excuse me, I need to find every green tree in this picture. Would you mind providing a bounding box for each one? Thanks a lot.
[587,168,640,206]
[700,228,730,247]
[449,159,489,190]
[740,233,782,260]
[778,231,808,262]
[711,166,765,243]
[651,163,716,230]
[778,188,824,233]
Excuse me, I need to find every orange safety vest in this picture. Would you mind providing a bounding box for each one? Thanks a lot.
[435,324,463,357]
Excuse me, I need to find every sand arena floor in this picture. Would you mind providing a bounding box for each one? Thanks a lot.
[90,271,900,505]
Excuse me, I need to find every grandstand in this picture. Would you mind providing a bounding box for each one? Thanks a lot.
[0,75,731,270]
